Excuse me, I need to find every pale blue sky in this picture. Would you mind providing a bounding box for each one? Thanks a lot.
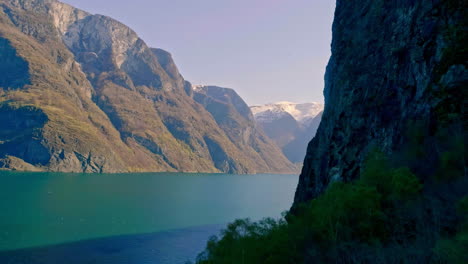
[62,0,335,105]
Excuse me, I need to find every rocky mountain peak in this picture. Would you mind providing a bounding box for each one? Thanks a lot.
[193,85,254,121]
[2,0,89,34]
[63,14,140,68]
[0,0,295,174]
[47,0,89,34]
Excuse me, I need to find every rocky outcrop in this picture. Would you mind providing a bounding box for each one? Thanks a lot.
[294,0,467,204]
[0,0,295,174]
[0,104,49,165]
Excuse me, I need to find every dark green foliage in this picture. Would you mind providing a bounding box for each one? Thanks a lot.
[434,196,468,264]
[196,151,465,264]
[458,197,468,216]
[360,151,392,194]
[435,132,465,181]
[360,151,422,201]
[305,182,384,243]
[388,167,422,201]
[197,218,301,264]
[402,120,427,162]
[396,117,465,185]
[438,150,465,181]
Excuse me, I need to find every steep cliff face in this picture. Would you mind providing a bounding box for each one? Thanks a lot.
[0,0,295,173]
[295,0,467,204]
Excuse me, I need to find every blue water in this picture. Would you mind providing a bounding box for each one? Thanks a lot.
[0,172,298,263]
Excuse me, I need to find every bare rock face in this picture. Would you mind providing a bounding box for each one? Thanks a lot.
[294,0,467,204]
[63,14,174,90]
[0,0,295,173]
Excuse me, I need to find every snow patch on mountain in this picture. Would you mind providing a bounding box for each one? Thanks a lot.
[251,102,324,124]
[251,108,292,123]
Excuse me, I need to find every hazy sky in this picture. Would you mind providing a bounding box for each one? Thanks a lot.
[62,0,335,105]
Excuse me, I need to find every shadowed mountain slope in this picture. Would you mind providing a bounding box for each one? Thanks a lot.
[251,102,324,163]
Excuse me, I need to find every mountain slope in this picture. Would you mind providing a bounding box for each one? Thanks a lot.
[250,102,324,162]
[0,0,295,173]
[193,85,297,173]
[282,111,322,163]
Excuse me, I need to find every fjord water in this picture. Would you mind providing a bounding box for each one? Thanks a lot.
[0,171,297,260]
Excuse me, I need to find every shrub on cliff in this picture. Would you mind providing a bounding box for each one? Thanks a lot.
[195,151,467,264]
[304,182,385,243]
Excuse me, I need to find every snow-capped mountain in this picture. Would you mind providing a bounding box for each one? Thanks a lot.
[250,102,324,163]
[251,102,324,125]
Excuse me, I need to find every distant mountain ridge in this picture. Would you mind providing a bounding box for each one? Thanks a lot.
[250,102,324,163]
[0,0,296,173]
[251,102,324,125]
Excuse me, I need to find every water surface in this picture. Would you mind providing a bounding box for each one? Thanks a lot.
[0,172,298,262]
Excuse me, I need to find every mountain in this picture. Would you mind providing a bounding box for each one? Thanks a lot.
[251,102,323,126]
[0,0,295,174]
[250,102,324,162]
[196,1,467,263]
[192,85,297,173]
[282,111,322,163]
[295,0,467,203]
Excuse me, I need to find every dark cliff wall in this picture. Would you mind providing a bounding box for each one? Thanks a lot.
[295,0,467,204]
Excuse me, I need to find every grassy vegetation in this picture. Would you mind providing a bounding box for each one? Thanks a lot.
[195,150,466,264]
